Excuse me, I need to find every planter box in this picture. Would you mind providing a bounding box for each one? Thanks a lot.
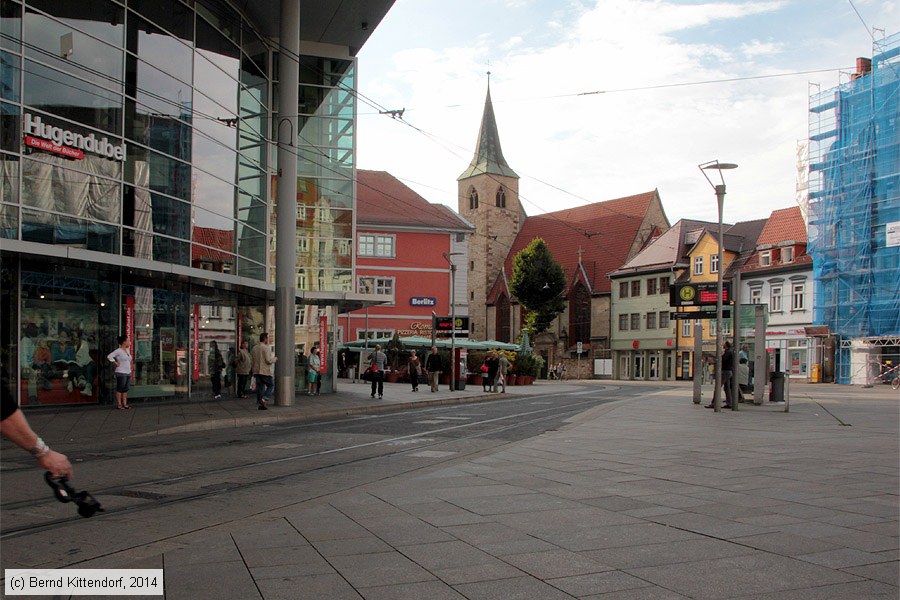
[507,375,518,386]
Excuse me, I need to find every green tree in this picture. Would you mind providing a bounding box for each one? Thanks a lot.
[510,238,566,334]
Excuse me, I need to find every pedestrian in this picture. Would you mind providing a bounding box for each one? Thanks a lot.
[407,349,421,392]
[250,332,277,410]
[1,367,73,478]
[208,340,224,399]
[107,335,132,410]
[235,340,252,398]
[480,359,490,391]
[307,346,320,396]
[497,352,510,393]
[425,346,442,392]
[486,351,500,392]
[707,341,734,409]
[369,344,387,399]
[225,346,236,393]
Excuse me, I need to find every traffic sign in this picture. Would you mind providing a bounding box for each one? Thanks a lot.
[670,309,732,320]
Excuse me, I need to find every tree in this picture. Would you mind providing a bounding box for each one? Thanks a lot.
[510,238,566,334]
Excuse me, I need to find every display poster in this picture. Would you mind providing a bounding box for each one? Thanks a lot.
[160,327,176,361]
[125,296,135,375]
[192,304,200,381]
[237,312,242,348]
[135,330,152,362]
[318,316,328,373]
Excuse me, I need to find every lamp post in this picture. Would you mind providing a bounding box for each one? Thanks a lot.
[442,252,462,391]
[699,160,738,413]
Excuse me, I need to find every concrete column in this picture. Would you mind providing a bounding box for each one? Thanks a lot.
[692,319,702,403]
[274,0,300,406]
[753,304,766,405]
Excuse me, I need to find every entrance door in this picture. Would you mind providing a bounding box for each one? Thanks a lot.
[619,355,630,380]
[648,353,660,380]
[633,354,644,380]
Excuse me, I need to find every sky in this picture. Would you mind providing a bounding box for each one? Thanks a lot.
[355,0,897,225]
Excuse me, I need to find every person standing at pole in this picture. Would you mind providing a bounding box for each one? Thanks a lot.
[235,340,252,398]
[306,346,320,396]
[208,340,224,399]
[251,332,277,410]
[107,335,132,410]
[708,341,735,409]
[425,346,442,393]
[369,344,387,399]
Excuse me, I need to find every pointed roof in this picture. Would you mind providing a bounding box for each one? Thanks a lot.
[610,219,718,277]
[755,206,807,246]
[458,83,519,180]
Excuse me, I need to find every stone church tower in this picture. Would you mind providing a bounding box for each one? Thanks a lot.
[458,81,525,341]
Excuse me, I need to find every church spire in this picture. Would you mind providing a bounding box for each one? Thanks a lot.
[458,76,519,180]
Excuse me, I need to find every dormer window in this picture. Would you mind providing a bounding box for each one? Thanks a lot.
[468,188,479,210]
[760,250,771,266]
[496,186,506,208]
[782,246,794,263]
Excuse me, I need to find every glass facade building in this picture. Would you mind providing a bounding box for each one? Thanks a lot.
[1,0,392,407]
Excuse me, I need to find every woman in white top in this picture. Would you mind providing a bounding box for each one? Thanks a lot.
[306,346,321,396]
[107,335,132,410]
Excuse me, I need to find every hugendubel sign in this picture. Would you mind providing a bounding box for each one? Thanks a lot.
[23,113,126,161]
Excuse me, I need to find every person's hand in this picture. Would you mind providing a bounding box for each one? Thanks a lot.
[38,450,73,479]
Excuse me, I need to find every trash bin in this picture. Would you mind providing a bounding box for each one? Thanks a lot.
[770,371,785,402]
[810,363,821,383]
[455,373,466,391]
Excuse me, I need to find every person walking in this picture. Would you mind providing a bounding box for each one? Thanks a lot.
[707,341,734,409]
[425,346,442,392]
[235,340,252,398]
[307,346,321,396]
[107,335,132,410]
[497,352,510,393]
[369,344,387,399]
[486,351,500,392]
[407,349,421,392]
[208,340,225,399]
[250,332,277,410]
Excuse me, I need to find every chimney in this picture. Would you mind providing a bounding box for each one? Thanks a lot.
[851,57,872,81]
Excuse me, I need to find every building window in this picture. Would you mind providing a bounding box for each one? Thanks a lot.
[659,311,669,329]
[631,280,641,297]
[693,256,703,275]
[660,277,670,294]
[468,187,479,210]
[750,288,762,304]
[356,329,393,340]
[760,250,771,266]
[792,283,805,311]
[770,285,783,312]
[646,311,656,329]
[619,281,629,298]
[209,305,222,319]
[630,313,640,330]
[618,314,629,331]
[358,234,395,258]
[782,246,794,263]
[496,186,506,208]
[647,278,657,295]
[710,254,719,274]
[358,276,394,297]
[470,261,474,271]
[682,320,692,337]
[711,319,732,336]
[569,283,591,347]
[295,306,306,326]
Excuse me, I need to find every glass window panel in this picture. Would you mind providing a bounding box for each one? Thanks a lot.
[196,0,240,47]
[1,50,20,101]
[22,156,121,221]
[1,101,19,151]
[240,52,266,90]
[27,0,123,45]
[129,0,192,44]
[296,177,351,210]
[124,186,191,240]
[241,24,266,67]
[297,268,352,292]
[1,0,21,51]
[194,56,238,116]
[192,169,235,221]
[1,150,19,203]
[126,144,190,200]
[23,60,122,134]
[235,221,264,265]
[24,9,123,91]
[127,13,192,85]
[149,232,189,264]
[296,207,351,238]
[237,256,264,281]
[21,207,118,252]
[193,92,236,147]
[125,56,192,119]
[125,99,192,163]
[192,131,236,184]
[0,201,17,237]
[196,16,239,73]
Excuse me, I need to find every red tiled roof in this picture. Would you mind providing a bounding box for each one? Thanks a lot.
[756,206,807,245]
[357,170,472,231]
[500,191,661,296]
[192,227,233,262]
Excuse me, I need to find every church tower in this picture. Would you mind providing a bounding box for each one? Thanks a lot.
[458,78,524,341]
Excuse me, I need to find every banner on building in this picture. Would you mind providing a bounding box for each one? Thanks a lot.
[125,296,135,376]
[192,304,200,381]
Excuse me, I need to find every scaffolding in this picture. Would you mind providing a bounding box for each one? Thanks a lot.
[807,32,900,384]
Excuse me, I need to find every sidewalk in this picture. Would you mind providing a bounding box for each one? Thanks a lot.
[61,381,900,599]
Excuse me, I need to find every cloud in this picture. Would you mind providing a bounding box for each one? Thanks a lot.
[741,39,784,58]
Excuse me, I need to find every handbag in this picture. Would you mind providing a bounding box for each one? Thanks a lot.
[480,364,489,373]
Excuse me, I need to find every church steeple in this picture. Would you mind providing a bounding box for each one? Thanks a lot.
[458,77,519,180]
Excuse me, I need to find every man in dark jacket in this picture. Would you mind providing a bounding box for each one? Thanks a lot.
[424,346,443,393]
[721,341,735,408]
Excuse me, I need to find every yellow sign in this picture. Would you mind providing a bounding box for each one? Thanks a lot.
[679,286,696,302]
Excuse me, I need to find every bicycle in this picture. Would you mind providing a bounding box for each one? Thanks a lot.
[873,362,900,390]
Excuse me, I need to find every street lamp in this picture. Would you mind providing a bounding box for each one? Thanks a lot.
[699,160,738,413]
[442,252,463,391]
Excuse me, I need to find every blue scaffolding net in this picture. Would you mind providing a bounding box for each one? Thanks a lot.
[808,32,900,383]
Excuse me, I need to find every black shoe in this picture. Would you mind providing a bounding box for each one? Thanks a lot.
[705,404,715,408]
[258,405,268,410]
[379,395,383,399]
[723,404,733,409]
[371,393,375,398]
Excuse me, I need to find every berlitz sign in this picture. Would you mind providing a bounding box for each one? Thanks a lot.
[409,297,436,306]
[23,113,126,161]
